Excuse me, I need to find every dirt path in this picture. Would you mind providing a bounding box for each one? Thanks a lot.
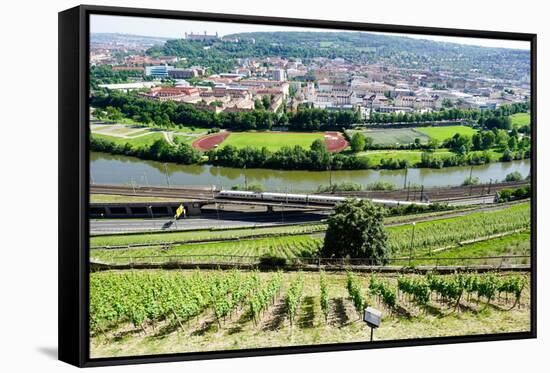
[163,131,175,146]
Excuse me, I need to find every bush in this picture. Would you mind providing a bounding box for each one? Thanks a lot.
[462,176,480,186]
[231,183,264,193]
[505,171,523,182]
[387,202,453,216]
[259,254,287,268]
[366,181,396,191]
[497,186,531,202]
[317,182,363,193]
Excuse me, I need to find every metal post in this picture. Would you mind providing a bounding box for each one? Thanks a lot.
[408,222,416,267]
[143,172,149,189]
[468,165,474,196]
[164,163,171,188]
[328,164,333,190]
[370,327,374,342]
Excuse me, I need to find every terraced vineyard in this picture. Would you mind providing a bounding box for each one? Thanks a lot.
[90,269,531,358]
[91,235,323,264]
[387,203,530,255]
[91,223,327,247]
[91,203,530,265]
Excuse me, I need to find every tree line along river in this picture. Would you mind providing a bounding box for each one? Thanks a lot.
[90,152,531,192]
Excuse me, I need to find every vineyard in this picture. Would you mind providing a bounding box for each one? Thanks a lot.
[387,203,530,255]
[90,203,530,266]
[91,223,327,248]
[90,269,531,358]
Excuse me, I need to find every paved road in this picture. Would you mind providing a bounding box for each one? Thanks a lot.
[90,211,328,234]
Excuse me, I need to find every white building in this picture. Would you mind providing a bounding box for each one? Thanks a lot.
[145,65,174,77]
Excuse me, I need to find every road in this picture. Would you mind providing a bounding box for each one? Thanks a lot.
[90,211,328,234]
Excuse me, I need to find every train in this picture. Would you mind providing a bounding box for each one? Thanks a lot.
[217,190,430,207]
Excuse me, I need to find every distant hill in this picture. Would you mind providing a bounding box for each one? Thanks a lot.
[224,31,529,80]
[91,33,170,47]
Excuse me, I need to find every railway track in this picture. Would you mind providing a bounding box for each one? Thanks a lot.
[91,180,529,203]
[328,180,530,202]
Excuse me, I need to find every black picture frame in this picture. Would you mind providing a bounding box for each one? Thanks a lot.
[59,4,537,367]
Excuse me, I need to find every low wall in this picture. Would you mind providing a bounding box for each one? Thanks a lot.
[90,201,204,218]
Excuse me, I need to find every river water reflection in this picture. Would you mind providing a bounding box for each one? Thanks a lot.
[91,152,531,192]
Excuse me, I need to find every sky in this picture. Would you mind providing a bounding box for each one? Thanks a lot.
[91,14,530,51]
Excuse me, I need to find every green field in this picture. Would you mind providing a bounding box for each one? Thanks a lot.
[90,269,530,358]
[350,128,431,146]
[510,113,531,128]
[222,132,325,151]
[415,125,477,142]
[92,132,166,148]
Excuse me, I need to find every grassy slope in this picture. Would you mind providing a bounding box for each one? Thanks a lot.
[222,132,324,151]
[91,224,326,247]
[90,270,530,358]
[411,230,530,266]
[91,203,530,264]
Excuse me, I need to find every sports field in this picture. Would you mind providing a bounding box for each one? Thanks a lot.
[415,125,477,142]
[350,128,430,146]
[222,132,325,152]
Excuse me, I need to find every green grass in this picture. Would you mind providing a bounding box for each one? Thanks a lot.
[349,128,431,146]
[415,125,477,142]
[173,134,196,144]
[90,269,530,358]
[510,113,531,128]
[222,132,325,151]
[91,224,326,247]
[92,132,165,148]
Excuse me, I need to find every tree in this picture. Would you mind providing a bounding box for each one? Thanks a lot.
[505,171,523,182]
[481,131,496,149]
[350,133,366,152]
[364,136,374,150]
[321,199,389,264]
[472,133,482,150]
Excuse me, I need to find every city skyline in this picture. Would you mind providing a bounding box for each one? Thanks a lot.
[91,15,530,51]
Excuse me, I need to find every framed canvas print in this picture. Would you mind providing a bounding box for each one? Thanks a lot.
[58,4,536,367]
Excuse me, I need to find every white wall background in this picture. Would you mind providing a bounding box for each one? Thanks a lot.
[0,0,546,371]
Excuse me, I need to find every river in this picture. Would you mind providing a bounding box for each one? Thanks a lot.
[90,152,531,192]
